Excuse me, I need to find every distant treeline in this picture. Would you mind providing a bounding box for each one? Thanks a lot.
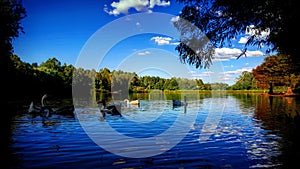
[10,54,298,100]
[9,55,231,99]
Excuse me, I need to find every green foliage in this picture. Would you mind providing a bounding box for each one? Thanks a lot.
[1,0,27,100]
[164,78,179,90]
[210,82,229,90]
[230,71,256,90]
[95,68,111,92]
[111,70,133,93]
[0,0,26,56]
[11,53,300,99]
[72,68,96,98]
[175,0,299,68]
[9,55,74,98]
[10,55,213,97]
[39,58,62,74]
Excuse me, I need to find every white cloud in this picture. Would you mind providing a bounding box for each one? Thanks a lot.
[222,67,253,75]
[246,25,270,39]
[239,25,270,44]
[213,48,243,61]
[170,16,180,22]
[149,0,170,8]
[151,36,172,45]
[151,36,179,45]
[189,71,214,77]
[137,51,151,56]
[189,67,255,84]
[218,74,233,81]
[213,47,264,61]
[104,0,170,16]
[104,0,148,15]
[245,50,264,56]
[224,65,234,68]
[238,36,249,44]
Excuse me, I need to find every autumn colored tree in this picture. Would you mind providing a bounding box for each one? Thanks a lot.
[252,54,297,94]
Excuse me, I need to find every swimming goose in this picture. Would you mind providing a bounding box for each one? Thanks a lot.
[28,94,75,117]
[172,96,188,107]
[124,99,140,106]
[28,94,52,117]
[97,99,122,117]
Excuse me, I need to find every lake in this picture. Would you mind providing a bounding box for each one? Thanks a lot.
[7,93,300,168]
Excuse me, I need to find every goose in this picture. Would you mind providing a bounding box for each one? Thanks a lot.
[28,101,40,114]
[172,96,188,107]
[28,94,75,117]
[123,99,140,106]
[97,99,122,117]
[28,94,52,117]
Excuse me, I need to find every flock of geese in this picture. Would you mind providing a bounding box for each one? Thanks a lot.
[28,94,75,118]
[97,96,188,118]
[28,94,188,119]
[97,98,140,117]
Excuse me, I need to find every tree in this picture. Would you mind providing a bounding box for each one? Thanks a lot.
[154,79,165,90]
[72,68,95,98]
[39,57,63,75]
[210,82,228,90]
[252,54,296,94]
[164,77,179,90]
[98,68,112,92]
[111,70,131,93]
[231,71,256,90]
[1,0,26,75]
[175,0,299,69]
[129,73,141,92]
[61,63,75,96]
[195,79,205,89]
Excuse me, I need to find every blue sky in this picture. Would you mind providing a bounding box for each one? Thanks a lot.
[13,0,269,85]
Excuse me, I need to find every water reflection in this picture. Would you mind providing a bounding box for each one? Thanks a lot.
[233,94,300,168]
[8,93,300,168]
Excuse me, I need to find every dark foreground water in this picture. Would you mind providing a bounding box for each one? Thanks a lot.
[7,94,300,168]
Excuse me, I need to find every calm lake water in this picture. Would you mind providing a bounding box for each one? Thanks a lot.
[8,93,300,168]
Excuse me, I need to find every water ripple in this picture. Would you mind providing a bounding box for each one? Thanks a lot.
[10,95,295,168]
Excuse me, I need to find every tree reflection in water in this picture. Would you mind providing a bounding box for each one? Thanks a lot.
[233,94,300,168]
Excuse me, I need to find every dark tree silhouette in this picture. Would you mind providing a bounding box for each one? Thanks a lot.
[1,1,26,165]
[1,0,26,96]
[0,0,26,69]
[175,0,299,69]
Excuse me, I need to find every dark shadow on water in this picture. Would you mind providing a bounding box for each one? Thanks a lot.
[232,94,300,168]
[5,97,76,168]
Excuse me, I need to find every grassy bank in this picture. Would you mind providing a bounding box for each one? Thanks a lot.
[158,89,286,94]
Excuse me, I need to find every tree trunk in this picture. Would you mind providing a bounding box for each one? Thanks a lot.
[268,83,274,94]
